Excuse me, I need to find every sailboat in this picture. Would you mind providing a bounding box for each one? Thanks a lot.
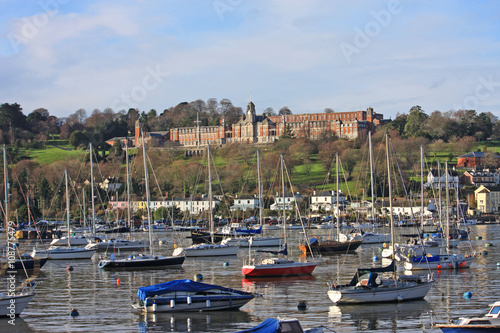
[299,153,363,254]
[222,150,282,248]
[403,161,475,271]
[172,144,239,257]
[327,132,434,304]
[89,139,149,252]
[32,170,97,260]
[0,145,36,317]
[241,155,317,277]
[98,132,185,269]
[358,132,391,244]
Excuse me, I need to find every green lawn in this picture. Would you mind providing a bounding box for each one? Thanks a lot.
[24,145,86,164]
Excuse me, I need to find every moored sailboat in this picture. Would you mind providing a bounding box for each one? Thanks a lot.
[242,155,317,278]
[98,131,184,270]
[327,132,434,304]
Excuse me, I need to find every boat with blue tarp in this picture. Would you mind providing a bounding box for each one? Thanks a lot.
[134,279,254,312]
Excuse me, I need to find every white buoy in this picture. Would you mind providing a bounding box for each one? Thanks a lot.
[152,302,157,313]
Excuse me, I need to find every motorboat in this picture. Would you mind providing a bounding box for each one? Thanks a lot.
[403,253,474,270]
[327,260,434,304]
[234,317,323,333]
[436,301,500,332]
[98,253,185,270]
[134,279,254,312]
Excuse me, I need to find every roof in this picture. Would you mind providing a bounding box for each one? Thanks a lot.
[458,151,500,158]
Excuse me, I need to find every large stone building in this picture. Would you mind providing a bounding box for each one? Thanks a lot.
[135,101,387,148]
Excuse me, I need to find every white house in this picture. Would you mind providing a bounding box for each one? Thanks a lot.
[426,168,459,189]
[310,190,347,212]
[230,195,260,211]
[270,192,303,211]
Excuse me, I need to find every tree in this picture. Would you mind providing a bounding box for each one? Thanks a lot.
[279,106,292,115]
[263,107,276,116]
[324,108,334,113]
[280,124,295,139]
[403,105,428,138]
[386,113,407,136]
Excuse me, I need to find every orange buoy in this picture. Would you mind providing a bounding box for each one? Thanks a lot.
[117,278,121,286]
[437,264,441,269]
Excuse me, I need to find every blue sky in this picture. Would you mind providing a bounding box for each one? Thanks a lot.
[1,0,499,120]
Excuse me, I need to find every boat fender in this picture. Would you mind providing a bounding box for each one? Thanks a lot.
[170,299,175,308]
[153,301,157,312]
[187,296,192,305]
[373,256,378,261]
[70,309,79,317]
[223,261,229,266]
[194,274,203,281]
[206,299,210,308]
[297,301,307,310]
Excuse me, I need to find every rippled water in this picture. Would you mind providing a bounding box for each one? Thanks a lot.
[2,224,500,332]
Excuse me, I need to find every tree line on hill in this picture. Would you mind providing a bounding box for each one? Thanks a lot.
[0,100,499,222]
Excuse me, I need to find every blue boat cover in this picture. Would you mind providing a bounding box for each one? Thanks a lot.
[233,318,280,333]
[137,279,249,301]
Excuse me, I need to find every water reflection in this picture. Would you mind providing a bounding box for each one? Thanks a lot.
[139,310,252,332]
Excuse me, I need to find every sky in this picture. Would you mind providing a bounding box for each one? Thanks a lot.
[1,0,499,120]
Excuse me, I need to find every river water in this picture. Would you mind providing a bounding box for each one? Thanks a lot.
[2,223,500,333]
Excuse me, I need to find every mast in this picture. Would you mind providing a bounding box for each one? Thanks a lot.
[280,154,287,247]
[90,143,96,236]
[386,133,395,260]
[125,137,131,229]
[83,189,86,229]
[420,146,424,228]
[65,169,70,247]
[445,161,450,253]
[437,161,442,229]
[336,153,340,240]
[208,144,213,244]
[257,150,263,234]
[141,131,154,255]
[369,132,375,222]
[3,146,8,231]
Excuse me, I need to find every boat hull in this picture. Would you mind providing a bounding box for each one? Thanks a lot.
[34,248,96,260]
[222,237,282,247]
[98,255,185,270]
[437,325,500,332]
[174,244,239,257]
[299,240,363,254]
[0,293,34,317]
[0,257,48,275]
[328,281,433,304]
[141,295,253,312]
[404,255,474,270]
[242,262,317,277]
